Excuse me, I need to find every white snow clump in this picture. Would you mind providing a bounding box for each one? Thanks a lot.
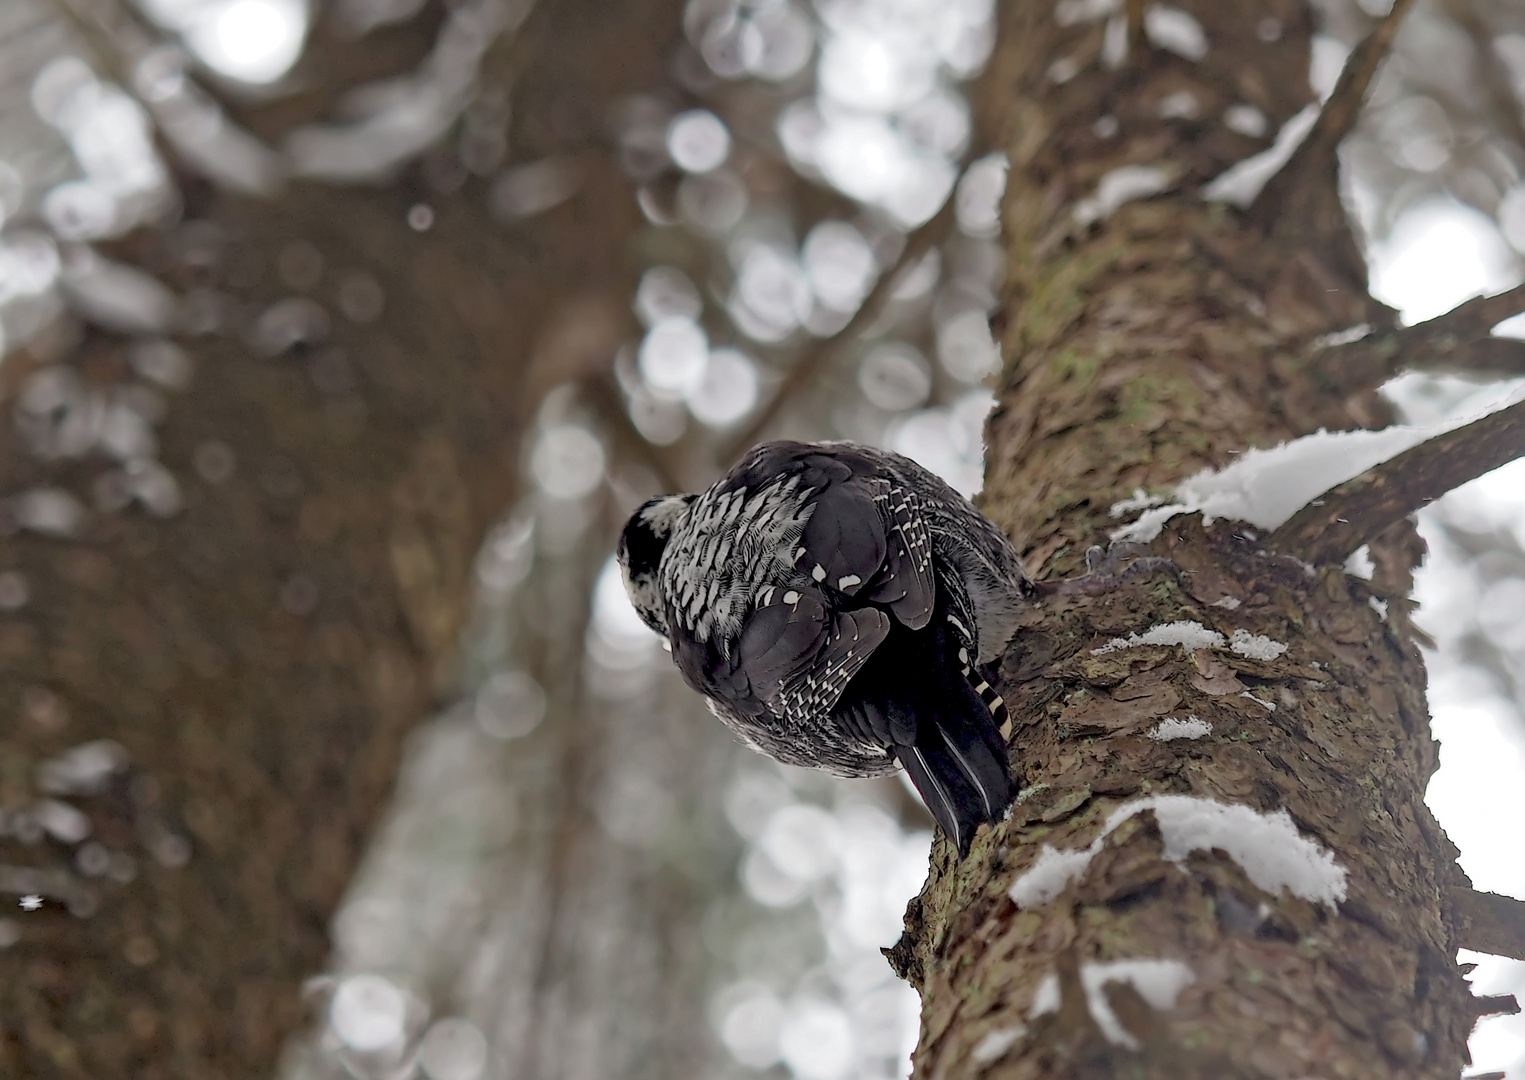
[1074,165,1173,225]
[970,1026,1026,1064]
[1091,620,1224,655]
[1008,794,1347,911]
[1029,959,1195,1048]
[1228,628,1288,660]
[1109,386,1525,544]
[1148,716,1212,741]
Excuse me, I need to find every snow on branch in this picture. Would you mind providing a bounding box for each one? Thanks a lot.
[1269,397,1525,565]
[1450,886,1525,963]
[1009,795,1347,911]
[1247,0,1416,230]
[1110,389,1525,553]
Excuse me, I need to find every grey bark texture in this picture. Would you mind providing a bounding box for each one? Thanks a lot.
[885,1,1515,1076]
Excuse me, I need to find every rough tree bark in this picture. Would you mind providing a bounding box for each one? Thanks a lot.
[0,1,688,1077]
[887,1,1525,1077]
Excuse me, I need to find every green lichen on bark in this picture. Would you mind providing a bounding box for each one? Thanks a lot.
[901,522,1477,1078]
[899,0,1492,1076]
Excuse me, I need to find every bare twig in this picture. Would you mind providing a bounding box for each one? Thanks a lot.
[1416,337,1525,380]
[1269,398,1525,565]
[1408,282,1525,346]
[719,187,962,461]
[1451,886,1525,962]
[1249,0,1417,229]
[1319,283,1525,391]
[46,0,146,87]
[1444,0,1525,154]
[1124,0,1146,60]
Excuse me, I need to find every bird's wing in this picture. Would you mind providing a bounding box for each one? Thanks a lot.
[733,590,892,727]
[672,442,938,727]
[789,449,935,629]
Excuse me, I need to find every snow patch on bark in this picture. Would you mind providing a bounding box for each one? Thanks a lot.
[1007,843,1100,908]
[1148,716,1212,740]
[1009,795,1347,910]
[1344,545,1375,580]
[1028,960,1195,1048]
[1109,387,1525,543]
[1201,104,1318,207]
[1074,165,1173,225]
[1091,620,1225,654]
[1229,628,1287,660]
[969,1026,1026,1064]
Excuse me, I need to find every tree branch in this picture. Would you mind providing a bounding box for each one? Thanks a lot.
[719,182,961,461]
[1451,886,1525,962]
[1444,0,1525,155]
[1249,0,1416,231]
[1318,283,1525,391]
[582,374,684,493]
[1269,397,1525,565]
[1406,282,1525,346]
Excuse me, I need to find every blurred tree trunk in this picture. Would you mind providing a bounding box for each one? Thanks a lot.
[0,1,687,1077]
[889,1,1505,1076]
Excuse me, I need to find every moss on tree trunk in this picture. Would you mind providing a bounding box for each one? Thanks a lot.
[891,0,1503,1075]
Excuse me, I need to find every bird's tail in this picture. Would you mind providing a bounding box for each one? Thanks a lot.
[895,693,1012,856]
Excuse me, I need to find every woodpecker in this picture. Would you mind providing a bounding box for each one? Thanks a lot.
[617,440,1032,856]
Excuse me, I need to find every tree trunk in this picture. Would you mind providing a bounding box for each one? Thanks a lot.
[889,1,1503,1076]
[0,1,685,1077]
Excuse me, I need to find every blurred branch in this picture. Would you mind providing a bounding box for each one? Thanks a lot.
[46,0,145,86]
[1270,397,1525,564]
[1444,0,1525,155]
[1249,0,1416,233]
[582,374,683,494]
[1319,283,1525,390]
[720,181,962,461]
[1452,886,1525,962]
[1124,0,1145,60]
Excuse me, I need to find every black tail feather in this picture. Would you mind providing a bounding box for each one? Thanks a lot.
[899,744,965,853]
[833,602,1014,856]
[895,702,1012,856]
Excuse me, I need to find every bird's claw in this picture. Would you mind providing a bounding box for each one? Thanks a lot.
[1037,542,1179,597]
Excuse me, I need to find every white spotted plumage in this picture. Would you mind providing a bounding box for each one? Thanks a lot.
[617,441,1031,782]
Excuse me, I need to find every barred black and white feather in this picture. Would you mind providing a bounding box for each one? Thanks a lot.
[616,440,1032,855]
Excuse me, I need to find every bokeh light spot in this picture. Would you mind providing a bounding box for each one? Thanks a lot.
[667,110,731,173]
[186,0,307,85]
[530,424,605,500]
[419,1018,488,1080]
[330,974,408,1053]
[686,348,759,427]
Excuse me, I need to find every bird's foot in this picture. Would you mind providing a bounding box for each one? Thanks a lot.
[1036,542,1179,597]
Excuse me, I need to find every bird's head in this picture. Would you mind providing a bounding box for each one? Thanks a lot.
[616,493,695,636]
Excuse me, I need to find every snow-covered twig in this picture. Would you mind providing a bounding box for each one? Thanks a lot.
[1269,398,1525,564]
[1248,0,1415,233]
[1450,886,1525,963]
